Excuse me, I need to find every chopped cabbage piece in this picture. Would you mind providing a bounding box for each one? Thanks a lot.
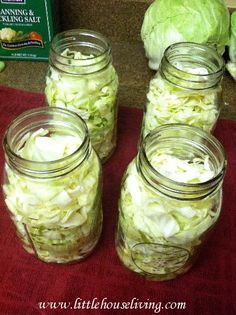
[150,154,214,183]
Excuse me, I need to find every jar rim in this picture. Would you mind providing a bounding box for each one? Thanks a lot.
[160,42,225,90]
[3,107,90,176]
[138,124,227,199]
[49,29,112,75]
[51,28,111,60]
[165,42,224,76]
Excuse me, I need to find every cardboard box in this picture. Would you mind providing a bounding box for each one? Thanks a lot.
[0,0,59,60]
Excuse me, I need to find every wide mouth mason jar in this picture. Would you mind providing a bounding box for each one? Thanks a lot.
[2,107,103,264]
[45,29,119,162]
[142,42,225,139]
[116,124,227,280]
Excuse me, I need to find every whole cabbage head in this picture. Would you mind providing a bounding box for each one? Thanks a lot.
[141,0,230,70]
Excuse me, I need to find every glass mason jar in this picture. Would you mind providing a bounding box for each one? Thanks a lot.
[142,42,225,139]
[45,29,119,162]
[2,107,102,264]
[116,124,226,281]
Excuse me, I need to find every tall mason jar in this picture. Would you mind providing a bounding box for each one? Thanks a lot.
[2,107,102,264]
[142,42,225,139]
[45,29,119,162]
[116,124,226,280]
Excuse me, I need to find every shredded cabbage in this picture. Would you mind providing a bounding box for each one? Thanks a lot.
[116,153,221,279]
[3,128,102,263]
[45,49,119,161]
[142,72,221,138]
[150,154,214,183]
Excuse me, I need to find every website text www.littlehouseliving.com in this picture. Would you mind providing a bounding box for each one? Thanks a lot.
[38,297,186,313]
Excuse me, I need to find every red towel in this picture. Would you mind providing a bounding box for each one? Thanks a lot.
[0,86,235,315]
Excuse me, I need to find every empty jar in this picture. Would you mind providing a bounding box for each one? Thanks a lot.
[116,124,226,280]
[2,107,103,264]
[45,29,119,162]
[142,42,225,139]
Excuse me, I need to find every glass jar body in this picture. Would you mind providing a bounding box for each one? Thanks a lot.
[2,108,103,264]
[116,125,226,280]
[142,42,225,139]
[45,29,119,162]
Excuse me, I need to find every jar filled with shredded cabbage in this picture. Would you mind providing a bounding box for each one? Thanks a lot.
[45,29,119,162]
[116,124,226,280]
[2,107,103,264]
[142,42,225,139]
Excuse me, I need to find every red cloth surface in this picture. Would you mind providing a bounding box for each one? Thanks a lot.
[0,85,235,315]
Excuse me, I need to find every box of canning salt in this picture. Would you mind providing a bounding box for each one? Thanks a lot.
[0,0,59,60]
